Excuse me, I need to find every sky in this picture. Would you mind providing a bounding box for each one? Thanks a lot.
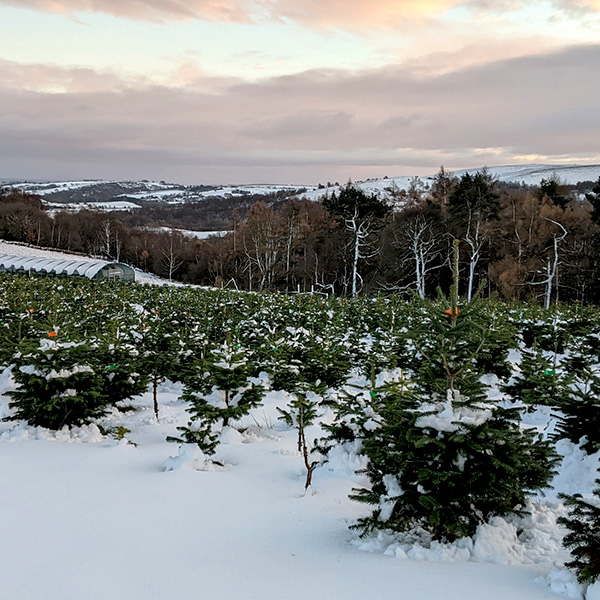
[1,0,600,185]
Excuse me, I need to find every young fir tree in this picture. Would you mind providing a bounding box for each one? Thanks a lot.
[559,482,600,584]
[172,340,264,455]
[265,326,330,489]
[277,383,320,489]
[349,240,558,541]
[553,360,600,454]
[7,334,107,429]
[503,344,572,409]
[97,336,149,408]
[315,369,411,479]
[138,308,181,419]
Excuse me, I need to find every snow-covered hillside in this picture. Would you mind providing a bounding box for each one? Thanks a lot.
[44,200,142,213]
[5,179,316,207]
[302,164,600,201]
[6,163,600,209]
[457,164,600,186]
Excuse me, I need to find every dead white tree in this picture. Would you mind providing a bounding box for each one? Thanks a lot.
[346,204,380,296]
[530,217,567,309]
[464,206,486,302]
[397,215,442,298]
[323,184,389,297]
[99,219,112,259]
[161,229,185,281]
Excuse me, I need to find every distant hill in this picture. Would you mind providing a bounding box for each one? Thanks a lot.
[4,163,600,209]
[301,163,600,201]
[455,164,600,186]
[4,179,312,208]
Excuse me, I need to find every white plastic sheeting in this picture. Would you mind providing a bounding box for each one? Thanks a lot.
[0,253,134,281]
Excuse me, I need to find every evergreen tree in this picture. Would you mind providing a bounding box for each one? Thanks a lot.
[7,334,107,429]
[172,340,264,455]
[96,315,150,408]
[449,169,500,223]
[553,358,600,453]
[586,176,600,223]
[138,307,181,419]
[348,243,557,541]
[351,383,555,541]
[448,170,499,300]
[277,383,320,489]
[559,482,600,583]
[503,344,571,408]
[539,175,569,209]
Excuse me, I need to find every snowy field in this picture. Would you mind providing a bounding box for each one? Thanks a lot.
[1,369,600,600]
[144,226,231,240]
[1,240,600,600]
[44,200,142,213]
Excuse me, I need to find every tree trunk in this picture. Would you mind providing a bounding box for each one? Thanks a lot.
[153,376,159,419]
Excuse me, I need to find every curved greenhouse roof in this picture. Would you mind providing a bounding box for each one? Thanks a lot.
[0,253,135,282]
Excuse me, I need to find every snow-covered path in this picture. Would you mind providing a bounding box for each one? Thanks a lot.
[0,388,571,600]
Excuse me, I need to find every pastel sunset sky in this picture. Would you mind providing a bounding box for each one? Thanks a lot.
[1,0,599,184]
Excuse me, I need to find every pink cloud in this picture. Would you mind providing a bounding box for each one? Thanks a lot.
[554,0,600,13]
[0,58,131,92]
[269,0,462,28]
[0,0,254,22]
[5,0,597,28]
[0,0,481,25]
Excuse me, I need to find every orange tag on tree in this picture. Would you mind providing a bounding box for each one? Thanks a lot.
[48,331,58,338]
[444,307,459,317]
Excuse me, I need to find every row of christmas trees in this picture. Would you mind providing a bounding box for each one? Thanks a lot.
[1,270,600,584]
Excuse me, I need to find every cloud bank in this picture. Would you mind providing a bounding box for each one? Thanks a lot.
[1,45,599,183]
[0,0,252,22]
[4,0,588,25]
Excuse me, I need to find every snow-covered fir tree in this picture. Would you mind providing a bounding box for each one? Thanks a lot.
[172,339,264,455]
[8,334,107,429]
[559,480,600,584]
[347,242,558,541]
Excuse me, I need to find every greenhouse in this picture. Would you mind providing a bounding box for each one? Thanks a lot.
[0,254,135,282]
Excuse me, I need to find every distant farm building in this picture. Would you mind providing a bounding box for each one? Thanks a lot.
[0,254,135,282]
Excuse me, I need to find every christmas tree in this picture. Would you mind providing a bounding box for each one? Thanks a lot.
[559,482,600,583]
[553,360,600,453]
[349,241,558,541]
[172,340,264,455]
[8,334,107,429]
[277,383,320,489]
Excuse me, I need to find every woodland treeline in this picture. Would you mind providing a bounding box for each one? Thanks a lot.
[2,168,600,304]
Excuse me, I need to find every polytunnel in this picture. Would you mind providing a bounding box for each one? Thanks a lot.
[0,253,135,282]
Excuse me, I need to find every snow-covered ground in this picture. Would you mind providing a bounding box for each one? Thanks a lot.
[44,200,142,213]
[0,368,599,600]
[1,240,600,600]
[144,226,231,240]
